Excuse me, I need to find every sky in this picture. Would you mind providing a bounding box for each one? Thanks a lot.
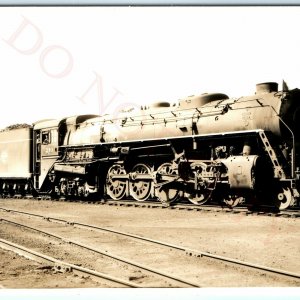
[0,6,300,129]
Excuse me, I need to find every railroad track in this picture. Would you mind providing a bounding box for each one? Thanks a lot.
[0,237,140,288]
[0,214,201,287]
[3,195,300,218]
[0,206,299,285]
[100,200,300,218]
[39,198,300,218]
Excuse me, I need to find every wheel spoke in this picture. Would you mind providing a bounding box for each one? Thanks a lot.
[106,165,127,200]
[155,162,182,204]
[276,187,294,210]
[129,164,152,201]
[185,162,213,205]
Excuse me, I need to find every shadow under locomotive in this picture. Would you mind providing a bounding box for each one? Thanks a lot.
[0,81,300,211]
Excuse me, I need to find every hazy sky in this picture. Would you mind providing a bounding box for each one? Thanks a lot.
[0,6,300,128]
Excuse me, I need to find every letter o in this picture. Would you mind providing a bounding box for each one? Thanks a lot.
[39,45,73,78]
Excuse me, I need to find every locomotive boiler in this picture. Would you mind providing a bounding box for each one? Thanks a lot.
[0,82,299,210]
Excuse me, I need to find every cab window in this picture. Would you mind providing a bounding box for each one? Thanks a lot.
[42,131,50,145]
[50,129,58,144]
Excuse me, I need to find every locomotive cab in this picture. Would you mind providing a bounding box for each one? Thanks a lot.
[33,118,67,191]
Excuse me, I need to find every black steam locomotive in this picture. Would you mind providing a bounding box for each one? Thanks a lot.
[0,82,299,210]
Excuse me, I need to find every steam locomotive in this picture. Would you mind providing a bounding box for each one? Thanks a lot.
[0,82,299,210]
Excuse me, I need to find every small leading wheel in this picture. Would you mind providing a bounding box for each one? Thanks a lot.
[223,195,244,208]
[276,187,294,210]
[106,165,127,200]
[129,164,152,201]
[155,162,182,204]
[187,190,212,205]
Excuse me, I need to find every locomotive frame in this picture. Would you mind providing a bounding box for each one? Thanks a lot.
[0,82,299,210]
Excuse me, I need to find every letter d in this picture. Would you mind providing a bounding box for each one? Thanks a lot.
[4,16,43,55]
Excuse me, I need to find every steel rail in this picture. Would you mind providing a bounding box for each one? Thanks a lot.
[0,237,139,288]
[1,201,300,221]
[0,207,299,280]
[61,220,300,280]
[3,189,300,216]
[0,217,201,288]
[2,198,299,218]
[105,200,300,216]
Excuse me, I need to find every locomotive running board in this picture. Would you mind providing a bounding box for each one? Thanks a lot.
[60,129,266,148]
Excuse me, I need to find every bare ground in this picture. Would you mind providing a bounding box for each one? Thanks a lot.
[0,199,299,288]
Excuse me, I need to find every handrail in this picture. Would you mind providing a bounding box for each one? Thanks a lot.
[265,104,295,179]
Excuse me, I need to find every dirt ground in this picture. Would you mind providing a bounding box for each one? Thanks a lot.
[0,199,299,289]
